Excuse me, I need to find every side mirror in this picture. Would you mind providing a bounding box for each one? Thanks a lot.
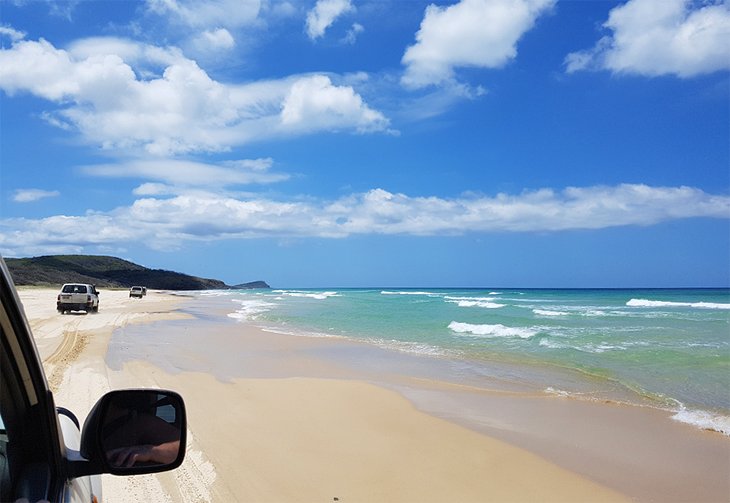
[78,389,186,476]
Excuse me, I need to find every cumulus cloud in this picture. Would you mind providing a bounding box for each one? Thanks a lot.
[401,0,555,88]
[565,0,730,77]
[0,37,390,155]
[306,0,355,40]
[1,184,727,255]
[12,189,60,203]
[280,75,389,133]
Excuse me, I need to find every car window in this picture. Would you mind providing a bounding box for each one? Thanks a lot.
[62,284,87,294]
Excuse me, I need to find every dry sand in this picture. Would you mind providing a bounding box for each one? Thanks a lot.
[16,288,728,502]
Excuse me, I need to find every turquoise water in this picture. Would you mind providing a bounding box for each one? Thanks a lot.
[212,287,730,435]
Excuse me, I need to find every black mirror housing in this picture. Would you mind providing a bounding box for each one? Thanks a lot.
[78,389,186,476]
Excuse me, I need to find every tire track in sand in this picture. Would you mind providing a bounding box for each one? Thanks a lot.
[43,311,126,393]
[44,322,89,392]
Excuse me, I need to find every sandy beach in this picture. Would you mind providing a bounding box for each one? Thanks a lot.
[17,287,729,502]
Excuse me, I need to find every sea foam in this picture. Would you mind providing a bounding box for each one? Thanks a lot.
[227,299,277,321]
[445,297,505,309]
[381,291,439,296]
[272,290,339,300]
[533,309,569,316]
[671,408,730,436]
[627,299,730,310]
[449,321,538,339]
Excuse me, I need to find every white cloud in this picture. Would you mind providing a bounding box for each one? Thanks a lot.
[186,28,237,63]
[67,37,184,70]
[325,185,730,234]
[195,28,236,51]
[146,0,261,29]
[133,183,178,196]
[0,25,26,42]
[48,0,81,21]
[342,22,364,45]
[12,189,60,203]
[565,0,730,77]
[82,158,286,187]
[266,1,298,19]
[1,184,727,256]
[280,75,389,133]
[306,0,355,40]
[401,0,555,88]
[0,38,87,100]
[0,37,390,155]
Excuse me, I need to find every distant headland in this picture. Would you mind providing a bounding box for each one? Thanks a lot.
[5,255,269,291]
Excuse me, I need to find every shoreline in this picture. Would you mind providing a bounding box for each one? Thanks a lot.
[111,302,730,502]
[228,287,730,437]
[18,287,730,502]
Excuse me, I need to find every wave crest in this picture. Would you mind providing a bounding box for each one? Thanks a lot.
[228,299,277,321]
[447,299,505,309]
[627,298,730,310]
[448,321,538,339]
[533,309,569,316]
[272,290,339,300]
[381,291,438,296]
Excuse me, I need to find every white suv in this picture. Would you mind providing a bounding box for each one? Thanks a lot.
[57,283,100,314]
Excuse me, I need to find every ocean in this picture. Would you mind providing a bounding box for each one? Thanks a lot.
[211,287,730,436]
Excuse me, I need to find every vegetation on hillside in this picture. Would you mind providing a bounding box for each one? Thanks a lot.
[5,255,268,290]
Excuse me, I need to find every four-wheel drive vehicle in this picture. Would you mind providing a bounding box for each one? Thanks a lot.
[57,284,100,314]
[129,286,144,298]
[1,257,187,501]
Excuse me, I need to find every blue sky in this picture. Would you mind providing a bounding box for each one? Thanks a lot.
[0,0,728,287]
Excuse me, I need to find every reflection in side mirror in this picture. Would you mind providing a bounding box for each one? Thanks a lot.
[81,389,186,476]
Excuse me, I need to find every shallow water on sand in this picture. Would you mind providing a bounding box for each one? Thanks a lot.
[108,288,730,435]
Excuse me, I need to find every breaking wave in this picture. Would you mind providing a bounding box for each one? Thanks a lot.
[533,309,570,316]
[445,296,505,309]
[227,299,277,321]
[627,299,730,310]
[448,322,538,339]
[381,291,439,296]
[272,290,339,300]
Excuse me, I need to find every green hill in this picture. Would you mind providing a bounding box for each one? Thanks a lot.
[4,255,267,290]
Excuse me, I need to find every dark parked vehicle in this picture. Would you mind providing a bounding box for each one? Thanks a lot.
[0,257,186,501]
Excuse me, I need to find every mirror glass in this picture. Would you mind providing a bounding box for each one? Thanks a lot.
[99,390,184,469]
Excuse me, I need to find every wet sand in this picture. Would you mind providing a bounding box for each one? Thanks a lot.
[18,287,729,502]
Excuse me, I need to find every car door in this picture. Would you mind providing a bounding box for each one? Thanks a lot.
[0,263,67,500]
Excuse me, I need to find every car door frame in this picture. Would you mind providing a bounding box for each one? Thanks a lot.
[0,259,69,501]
